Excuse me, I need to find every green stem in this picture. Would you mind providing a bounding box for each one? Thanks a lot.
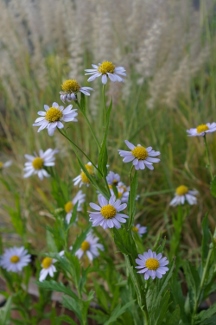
[203,135,213,180]
[76,100,101,149]
[192,244,214,323]
[125,255,149,324]
[58,128,100,174]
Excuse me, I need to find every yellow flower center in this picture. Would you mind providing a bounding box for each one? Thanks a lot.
[98,61,115,74]
[42,257,53,269]
[132,146,148,160]
[10,255,20,264]
[61,79,81,93]
[196,124,209,133]
[118,191,123,199]
[100,204,117,219]
[80,164,94,184]
[145,258,159,270]
[45,107,63,122]
[32,157,44,170]
[64,201,73,213]
[132,226,138,232]
[176,185,189,196]
[81,241,90,251]
[0,162,3,169]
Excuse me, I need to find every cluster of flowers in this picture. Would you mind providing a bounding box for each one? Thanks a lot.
[1,61,216,283]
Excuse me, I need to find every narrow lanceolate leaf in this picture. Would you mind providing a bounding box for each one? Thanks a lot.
[104,300,135,325]
[210,175,216,197]
[194,303,216,324]
[36,280,78,300]
[201,214,211,268]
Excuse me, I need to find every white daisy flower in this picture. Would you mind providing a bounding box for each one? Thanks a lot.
[118,140,160,171]
[60,79,93,103]
[135,249,169,280]
[33,102,78,136]
[85,61,126,85]
[89,194,129,229]
[73,162,94,187]
[23,148,58,180]
[106,171,121,186]
[75,232,104,261]
[187,123,216,137]
[39,257,57,282]
[132,224,147,237]
[0,160,12,171]
[170,185,198,206]
[64,190,86,224]
[0,246,31,272]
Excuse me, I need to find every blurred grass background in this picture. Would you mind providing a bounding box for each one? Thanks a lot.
[0,0,216,256]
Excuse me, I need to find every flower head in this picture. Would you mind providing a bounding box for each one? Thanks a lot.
[89,194,128,229]
[106,171,121,186]
[73,162,94,187]
[75,232,104,261]
[0,160,12,171]
[85,61,126,84]
[109,181,130,203]
[135,249,169,280]
[24,148,58,180]
[39,257,57,282]
[60,79,93,103]
[33,102,78,136]
[118,140,160,170]
[170,185,198,206]
[64,190,86,224]
[0,246,31,272]
[132,224,147,237]
[187,123,216,137]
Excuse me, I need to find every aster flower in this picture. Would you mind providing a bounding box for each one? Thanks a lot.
[170,185,198,206]
[23,148,58,180]
[33,102,78,136]
[89,194,128,229]
[109,181,130,203]
[135,249,169,280]
[60,79,93,103]
[0,160,12,171]
[85,61,126,84]
[0,246,31,272]
[75,232,104,261]
[118,140,160,171]
[73,162,94,187]
[106,171,121,186]
[132,224,147,237]
[187,123,216,137]
[64,190,86,224]
[39,257,57,282]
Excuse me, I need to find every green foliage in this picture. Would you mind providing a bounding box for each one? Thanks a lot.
[210,175,216,198]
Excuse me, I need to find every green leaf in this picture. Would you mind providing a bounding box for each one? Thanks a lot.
[210,175,216,197]
[194,303,216,324]
[0,297,12,325]
[201,214,211,267]
[46,229,58,253]
[4,194,25,237]
[61,295,82,322]
[104,300,135,325]
[166,306,181,325]
[36,280,78,300]
[57,315,79,325]
[70,224,92,255]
